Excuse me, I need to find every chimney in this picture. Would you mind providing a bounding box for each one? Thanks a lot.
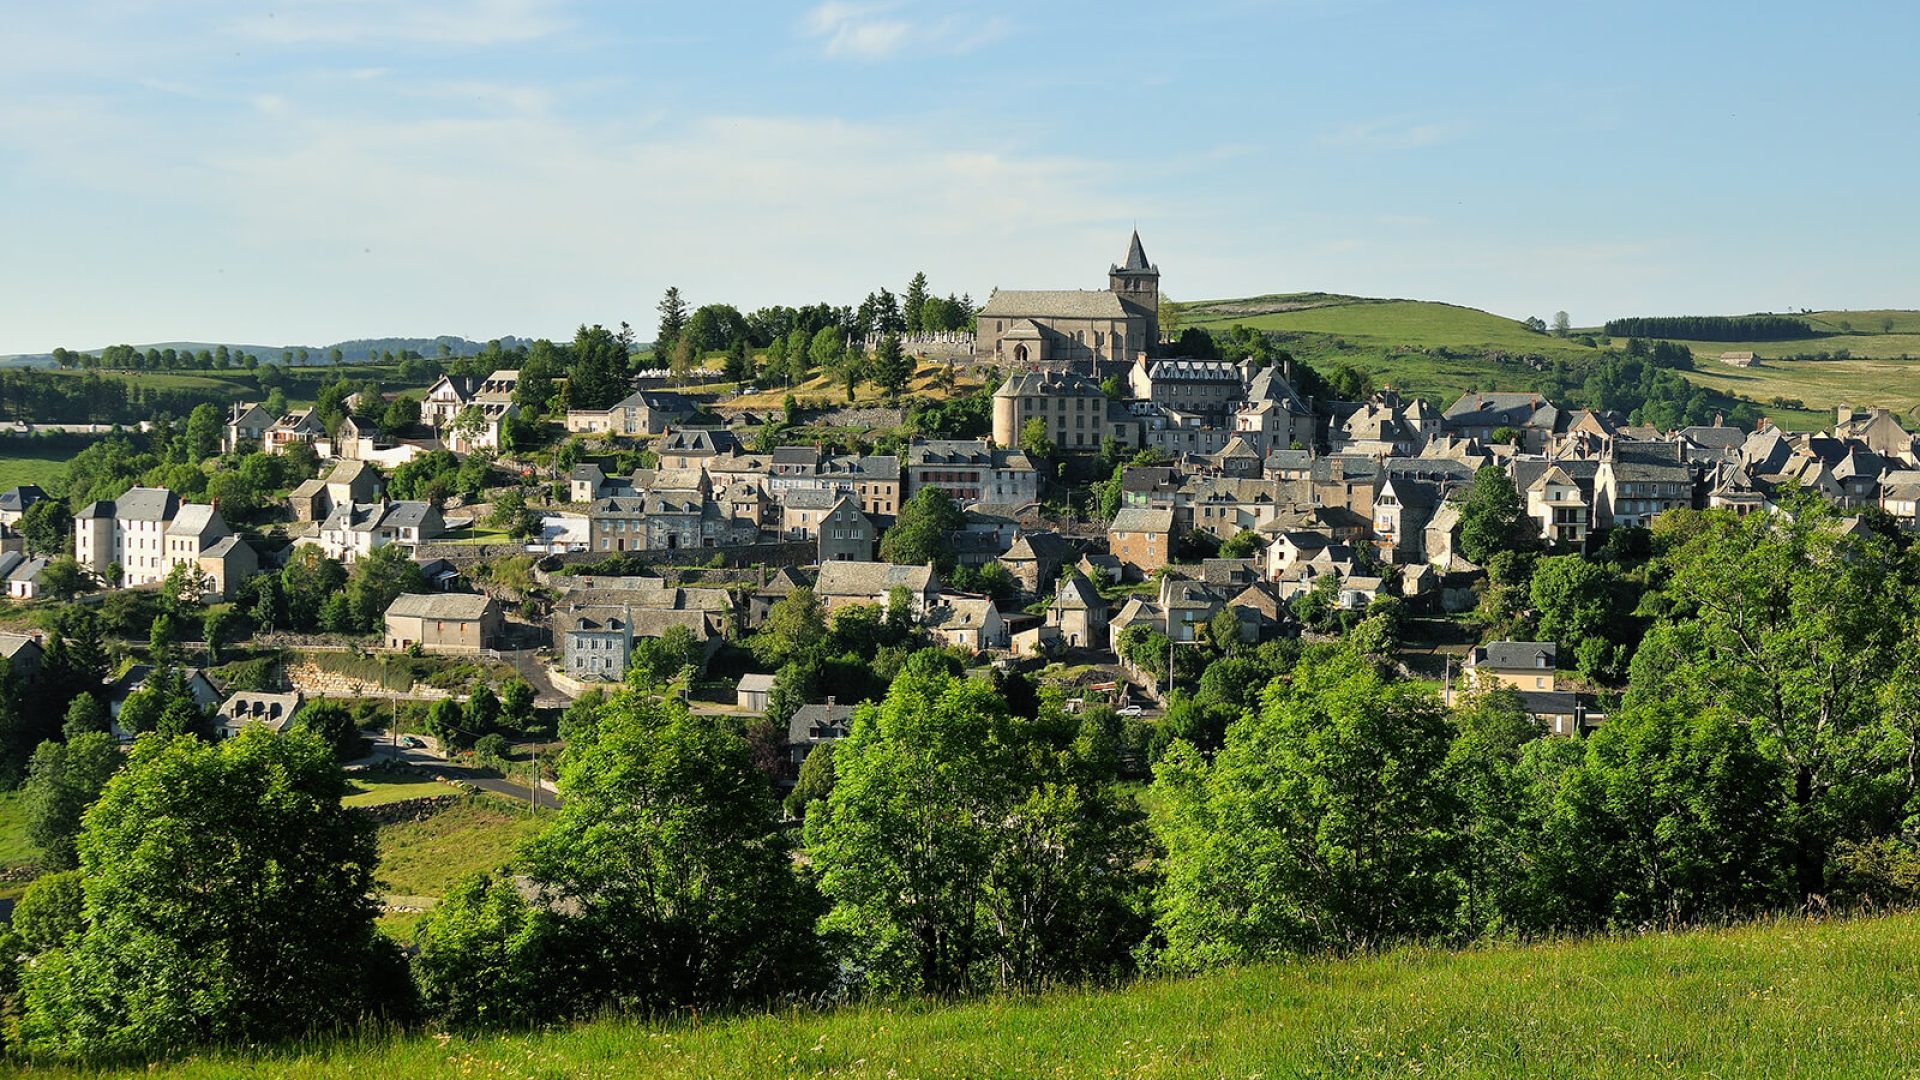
[1837,404,1853,425]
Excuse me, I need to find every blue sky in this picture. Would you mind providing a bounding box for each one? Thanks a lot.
[3,0,1917,352]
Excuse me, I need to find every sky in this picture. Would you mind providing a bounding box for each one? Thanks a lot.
[3,0,1918,353]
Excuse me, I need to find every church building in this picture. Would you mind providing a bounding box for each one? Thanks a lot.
[975,231,1161,372]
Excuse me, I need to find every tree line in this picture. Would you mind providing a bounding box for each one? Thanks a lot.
[1601,315,1816,342]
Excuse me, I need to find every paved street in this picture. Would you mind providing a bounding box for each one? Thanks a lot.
[361,736,562,810]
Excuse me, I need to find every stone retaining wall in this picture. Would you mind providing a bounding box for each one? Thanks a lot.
[351,794,463,825]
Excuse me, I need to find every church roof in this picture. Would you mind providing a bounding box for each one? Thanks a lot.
[1114,229,1155,275]
[979,289,1131,320]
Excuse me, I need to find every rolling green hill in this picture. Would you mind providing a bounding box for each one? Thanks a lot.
[1182,293,1920,427]
[25,913,1920,1078]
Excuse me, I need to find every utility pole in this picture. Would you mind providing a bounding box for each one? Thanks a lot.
[528,749,539,815]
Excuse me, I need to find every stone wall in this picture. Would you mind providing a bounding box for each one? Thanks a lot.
[350,794,462,825]
[285,659,456,701]
[810,406,905,429]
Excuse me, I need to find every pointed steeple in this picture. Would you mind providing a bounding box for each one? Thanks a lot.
[1120,228,1152,272]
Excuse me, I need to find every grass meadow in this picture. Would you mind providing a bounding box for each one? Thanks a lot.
[371,795,548,939]
[0,450,70,491]
[1182,294,1920,428]
[15,912,1920,1078]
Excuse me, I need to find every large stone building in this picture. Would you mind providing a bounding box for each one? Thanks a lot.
[75,487,234,589]
[976,231,1160,370]
[991,369,1128,451]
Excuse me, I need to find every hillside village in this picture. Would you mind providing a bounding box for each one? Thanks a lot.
[0,231,1917,770]
[3,234,1920,1062]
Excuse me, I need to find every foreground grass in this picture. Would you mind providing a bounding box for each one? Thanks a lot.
[26,912,1920,1078]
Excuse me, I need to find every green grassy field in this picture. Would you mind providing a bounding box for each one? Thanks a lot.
[1181,294,1920,427]
[0,790,40,875]
[0,450,70,491]
[342,769,458,807]
[373,796,546,906]
[1185,294,1601,361]
[21,912,1920,1078]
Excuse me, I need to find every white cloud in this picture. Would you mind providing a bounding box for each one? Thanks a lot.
[800,2,1007,61]
[228,0,568,47]
[0,98,1147,346]
[1323,119,1462,151]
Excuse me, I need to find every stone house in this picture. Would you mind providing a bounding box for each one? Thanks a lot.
[1108,507,1175,579]
[1047,574,1108,649]
[925,597,1007,652]
[215,691,304,739]
[813,560,939,616]
[1466,641,1558,693]
[383,592,502,654]
[223,402,275,454]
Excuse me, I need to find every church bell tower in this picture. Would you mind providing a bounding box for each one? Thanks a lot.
[1109,229,1161,343]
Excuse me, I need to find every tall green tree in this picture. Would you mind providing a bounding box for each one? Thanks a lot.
[19,730,406,1057]
[871,333,912,397]
[518,693,824,1015]
[1151,647,1458,969]
[753,586,827,668]
[1628,499,1916,899]
[1457,465,1539,565]
[22,733,124,870]
[879,486,963,572]
[806,660,1150,994]
[353,545,432,630]
[903,272,929,333]
[184,403,223,460]
[567,323,631,411]
[656,286,688,354]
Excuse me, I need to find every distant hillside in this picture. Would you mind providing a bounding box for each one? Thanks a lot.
[55,913,1920,1078]
[1182,293,1920,426]
[0,335,528,368]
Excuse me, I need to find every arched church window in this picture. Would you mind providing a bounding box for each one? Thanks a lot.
[1014,344,1029,364]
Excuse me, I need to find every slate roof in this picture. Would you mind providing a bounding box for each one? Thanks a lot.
[788,704,856,746]
[0,486,46,515]
[385,592,494,620]
[782,488,841,511]
[927,597,998,632]
[200,535,250,560]
[1516,690,1582,716]
[814,560,937,598]
[115,487,179,522]
[909,439,994,466]
[1473,640,1557,670]
[1110,507,1175,534]
[995,370,1106,399]
[1115,229,1154,274]
[979,289,1132,319]
[166,503,224,538]
[1056,575,1102,610]
[1142,359,1241,383]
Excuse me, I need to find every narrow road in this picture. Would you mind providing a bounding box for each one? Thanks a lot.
[361,737,562,810]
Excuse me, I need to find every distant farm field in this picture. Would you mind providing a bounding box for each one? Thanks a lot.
[1684,354,1920,414]
[1180,295,1920,428]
